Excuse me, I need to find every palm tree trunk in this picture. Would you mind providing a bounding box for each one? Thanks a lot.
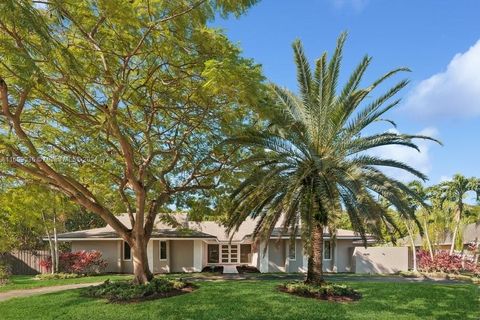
[449,207,461,255]
[305,223,324,285]
[423,218,434,260]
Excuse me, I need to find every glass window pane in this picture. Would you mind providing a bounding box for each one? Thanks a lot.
[123,242,131,260]
[324,240,331,260]
[240,244,252,263]
[208,244,219,263]
[288,241,296,260]
[160,241,167,260]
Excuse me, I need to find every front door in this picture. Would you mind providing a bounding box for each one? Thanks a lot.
[220,244,239,264]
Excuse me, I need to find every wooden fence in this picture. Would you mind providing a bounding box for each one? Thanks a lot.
[0,250,50,275]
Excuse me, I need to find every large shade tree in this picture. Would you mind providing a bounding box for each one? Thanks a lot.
[226,33,438,285]
[0,0,262,284]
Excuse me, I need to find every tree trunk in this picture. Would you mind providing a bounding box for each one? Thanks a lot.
[53,209,59,273]
[305,223,324,285]
[406,222,417,272]
[423,218,434,260]
[131,238,153,285]
[41,211,55,274]
[449,206,461,255]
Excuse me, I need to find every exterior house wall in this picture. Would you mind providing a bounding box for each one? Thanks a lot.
[71,240,120,273]
[268,239,285,272]
[153,240,170,273]
[353,246,408,274]
[170,240,194,272]
[335,239,353,272]
[286,240,304,272]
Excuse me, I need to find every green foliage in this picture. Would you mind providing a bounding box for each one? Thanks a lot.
[34,273,82,280]
[0,0,265,236]
[0,262,11,285]
[226,33,438,249]
[83,278,189,302]
[282,281,358,297]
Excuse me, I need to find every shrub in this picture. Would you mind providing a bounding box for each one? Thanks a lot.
[282,281,359,299]
[236,265,260,274]
[417,249,480,275]
[201,266,224,273]
[0,262,11,286]
[34,273,82,280]
[83,278,190,302]
[40,250,107,275]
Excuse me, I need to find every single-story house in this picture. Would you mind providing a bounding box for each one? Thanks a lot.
[54,213,406,274]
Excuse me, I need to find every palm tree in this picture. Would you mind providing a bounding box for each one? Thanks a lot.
[226,33,439,285]
[436,174,479,254]
[407,181,434,260]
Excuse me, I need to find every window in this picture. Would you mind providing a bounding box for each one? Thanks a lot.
[208,244,219,263]
[324,240,332,260]
[123,241,131,261]
[159,241,167,260]
[288,241,296,260]
[240,244,252,263]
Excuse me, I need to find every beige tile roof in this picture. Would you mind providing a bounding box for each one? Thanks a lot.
[56,213,369,241]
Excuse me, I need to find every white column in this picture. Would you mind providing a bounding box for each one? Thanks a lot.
[259,240,269,273]
[117,240,122,272]
[147,240,154,272]
[193,240,203,272]
[285,240,290,273]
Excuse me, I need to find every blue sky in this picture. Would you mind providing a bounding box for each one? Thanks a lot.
[214,0,480,186]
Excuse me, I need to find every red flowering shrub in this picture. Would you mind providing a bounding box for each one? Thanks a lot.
[417,249,480,275]
[40,251,107,275]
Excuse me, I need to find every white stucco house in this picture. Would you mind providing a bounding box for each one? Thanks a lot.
[55,213,407,274]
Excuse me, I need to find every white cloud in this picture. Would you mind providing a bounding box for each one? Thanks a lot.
[404,39,480,119]
[331,0,369,12]
[367,127,439,182]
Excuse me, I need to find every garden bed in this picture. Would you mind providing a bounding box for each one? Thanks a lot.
[399,271,480,284]
[278,281,361,302]
[83,278,196,303]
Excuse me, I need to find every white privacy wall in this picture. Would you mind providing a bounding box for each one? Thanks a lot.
[353,247,409,274]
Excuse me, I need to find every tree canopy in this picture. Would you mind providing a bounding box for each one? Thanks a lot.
[0,0,264,283]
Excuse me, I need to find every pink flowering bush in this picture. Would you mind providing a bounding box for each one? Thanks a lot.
[417,249,479,275]
[40,250,107,275]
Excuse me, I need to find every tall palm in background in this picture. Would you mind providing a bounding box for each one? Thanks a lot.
[407,181,434,260]
[226,33,439,285]
[436,174,479,254]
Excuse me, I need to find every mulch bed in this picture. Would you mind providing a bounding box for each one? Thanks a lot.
[112,285,197,304]
[278,286,362,303]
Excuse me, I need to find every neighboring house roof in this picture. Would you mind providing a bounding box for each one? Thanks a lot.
[54,213,370,242]
[399,221,480,247]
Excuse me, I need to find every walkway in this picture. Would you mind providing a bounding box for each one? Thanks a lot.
[183,273,465,284]
[0,282,102,302]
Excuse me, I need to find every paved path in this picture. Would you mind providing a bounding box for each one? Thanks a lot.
[0,282,102,302]
[182,273,465,285]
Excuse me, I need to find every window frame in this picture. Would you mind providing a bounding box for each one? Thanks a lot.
[288,240,296,260]
[159,240,167,261]
[123,241,132,261]
[323,240,332,260]
[207,244,220,264]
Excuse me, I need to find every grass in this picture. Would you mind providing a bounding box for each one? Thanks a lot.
[0,276,478,320]
[0,274,132,293]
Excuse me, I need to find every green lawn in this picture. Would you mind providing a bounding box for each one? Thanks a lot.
[0,274,132,293]
[0,277,478,320]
